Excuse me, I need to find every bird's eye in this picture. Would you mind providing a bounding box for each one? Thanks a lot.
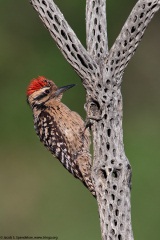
[45,89,50,94]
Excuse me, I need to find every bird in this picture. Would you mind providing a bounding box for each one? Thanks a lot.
[26,76,95,197]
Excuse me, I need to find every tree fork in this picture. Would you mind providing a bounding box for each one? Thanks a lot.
[29,0,160,239]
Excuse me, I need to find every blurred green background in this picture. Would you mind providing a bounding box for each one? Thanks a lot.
[0,0,160,239]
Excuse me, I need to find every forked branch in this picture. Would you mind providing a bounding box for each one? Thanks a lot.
[29,0,160,239]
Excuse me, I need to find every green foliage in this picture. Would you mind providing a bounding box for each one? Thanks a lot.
[0,0,160,239]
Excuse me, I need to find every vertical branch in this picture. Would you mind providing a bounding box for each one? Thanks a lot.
[86,0,108,60]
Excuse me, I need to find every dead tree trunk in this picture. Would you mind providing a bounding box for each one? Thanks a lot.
[29,0,160,239]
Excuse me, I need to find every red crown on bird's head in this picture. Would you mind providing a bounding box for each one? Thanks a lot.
[26,76,48,96]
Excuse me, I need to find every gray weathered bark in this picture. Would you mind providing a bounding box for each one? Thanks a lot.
[29,0,160,239]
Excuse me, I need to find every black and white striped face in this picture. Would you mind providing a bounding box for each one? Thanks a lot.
[28,85,54,108]
[26,76,75,109]
[27,77,58,108]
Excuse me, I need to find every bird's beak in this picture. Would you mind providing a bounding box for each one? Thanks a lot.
[54,84,75,97]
